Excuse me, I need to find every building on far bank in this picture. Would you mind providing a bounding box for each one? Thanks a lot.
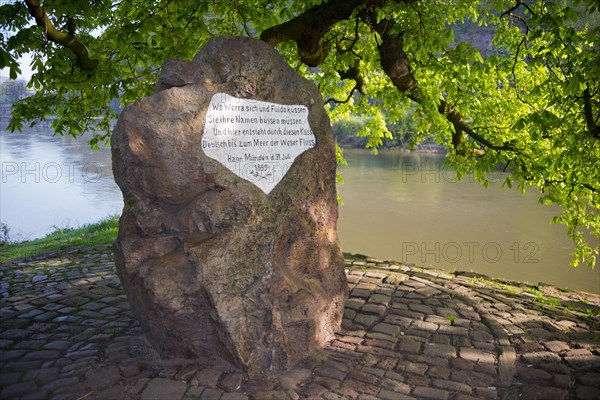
[0,77,36,105]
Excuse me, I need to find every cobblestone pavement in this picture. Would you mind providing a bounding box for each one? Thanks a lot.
[1,246,599,400]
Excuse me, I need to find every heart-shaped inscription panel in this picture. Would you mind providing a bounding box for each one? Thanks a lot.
[202,93,316,194]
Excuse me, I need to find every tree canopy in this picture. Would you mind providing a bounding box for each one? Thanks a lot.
[1,0,599,267]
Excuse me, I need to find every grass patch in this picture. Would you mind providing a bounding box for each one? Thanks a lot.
[0,216,119,264]
[469,276,520,294]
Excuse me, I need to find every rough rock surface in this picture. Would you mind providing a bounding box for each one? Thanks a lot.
[111,36,348,377]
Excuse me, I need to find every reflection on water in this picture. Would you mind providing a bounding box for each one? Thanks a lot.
[1,126,123,240]
[1,129,598,292]
[337,148,599,294]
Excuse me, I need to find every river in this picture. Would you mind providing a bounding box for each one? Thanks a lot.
[1,128,598,293]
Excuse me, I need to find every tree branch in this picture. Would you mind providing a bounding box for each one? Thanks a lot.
[361,10,418,92]
[324,84,359,105]
[583,85,600,139]
[437,99,517,152]
[261,0,516,155]
[260,0,364,66]
[24,0,98,71]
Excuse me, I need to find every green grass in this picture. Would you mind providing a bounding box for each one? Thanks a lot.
[446,314,457,325]
[0,216,119,264]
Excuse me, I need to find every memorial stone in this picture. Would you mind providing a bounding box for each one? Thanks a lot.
[111,36,348,377]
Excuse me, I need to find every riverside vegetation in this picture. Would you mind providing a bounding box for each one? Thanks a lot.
[0,216,118,264]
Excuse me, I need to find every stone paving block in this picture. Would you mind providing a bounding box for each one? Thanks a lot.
[423,343,456,358]
[322,391,347,400]
[354,313,378,327]
[314,375,341,390]
[474,362,497,377]
[517,343,545,353]
[184,386,205,399]
[343,379,380,395]
[361,366,386,377]
[140,377,188,400]
[193,367,223,388]
[520,384,568,400]
[522,351,562,364]
[409,304,434,314]
[427,366,450,379]
[315,366,346,380]
[221,393,248,400]
[324,359,353,373]
[368,294,392,305]
[347,369,379,385]
[24,368,60,385]
[23,350,62,360]
[565,348,593,357]
[337,335,363,345]
[85,365,121,390]
[361,304,387,316]
[43,340,72,351]
[364,338,396,350]
[450,369,495,388]
[411,320,438,332]
[343,309,357,320]
[372,323,401,337]
[543,340,570,353]
[345,298,366,310]
[474,387,498,399]
[356,395,379,400]
[200,388,224,400]
[0,381,37,398]
[564,355,600,370]
[44,376,80,392]
[95,384,127,400]
[431,333,451,345]
[21,390,49,400]
[127,377,151,395]
[553,374,571,388]
[219,372,245,392]
[398,338,422,354]
[376,357,398,370]
[384,314,412,327]
[577,372,600,386]
[432,378,472,394]
[378,389,415,399]
[516,366,552,381]
[453,395,480,400]
[459,348,496,364]
[351,289,373,299]
[76,310,103,318]
[250,388,290,400]
[396,361,428,375]
[450,358,474,370]
[575,386,600,400]
[0,349,27,360]
[379,378,411,394]
[412,386,449,400]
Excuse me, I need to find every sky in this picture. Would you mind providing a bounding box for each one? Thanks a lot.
[0,53,35,82]
[1,0,34,82]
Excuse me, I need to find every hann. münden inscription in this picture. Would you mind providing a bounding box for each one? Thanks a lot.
[202,93,316,194]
